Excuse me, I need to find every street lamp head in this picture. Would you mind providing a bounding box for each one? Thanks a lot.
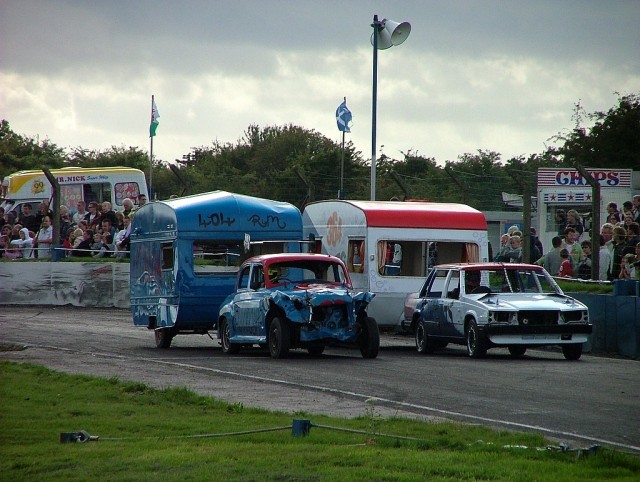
[371,18,411,50]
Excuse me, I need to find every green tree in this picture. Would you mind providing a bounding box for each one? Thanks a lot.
[0,120,66,181]
[547,93,640,169]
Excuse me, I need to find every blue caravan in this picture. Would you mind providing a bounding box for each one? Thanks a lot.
[130,191,303,348]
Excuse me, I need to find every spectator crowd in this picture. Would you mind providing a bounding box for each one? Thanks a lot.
[0,195,146,260]
[493,196,640,281]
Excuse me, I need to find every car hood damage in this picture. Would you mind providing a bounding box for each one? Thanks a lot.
[271,286,374,324]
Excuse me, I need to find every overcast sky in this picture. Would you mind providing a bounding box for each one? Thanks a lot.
[1,0,638,167]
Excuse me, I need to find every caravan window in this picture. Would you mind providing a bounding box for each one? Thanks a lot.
[347,239,365,273]
[193,240,243,276]
[376,240,481,277]
[192,240,293,276]
[161,242,174,270]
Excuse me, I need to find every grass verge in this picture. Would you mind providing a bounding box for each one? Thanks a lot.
[1,361,638,481]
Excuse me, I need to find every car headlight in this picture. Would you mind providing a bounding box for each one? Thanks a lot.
[488,311,515,324]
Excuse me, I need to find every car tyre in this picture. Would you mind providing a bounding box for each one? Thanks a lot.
[358,316,380,359]
[269,316,291,359]
[466,320,487,358]
[562,343,583,361]
[220,319,240,355]
[508,345,527,357]
[415,320,435,354]
[154,327,174,349]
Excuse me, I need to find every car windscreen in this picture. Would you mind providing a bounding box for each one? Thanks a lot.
[268,260,349,286]
[465,268,560,294]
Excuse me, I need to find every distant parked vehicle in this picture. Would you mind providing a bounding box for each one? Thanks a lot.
[217,253,380,359]
[406,263,591,360]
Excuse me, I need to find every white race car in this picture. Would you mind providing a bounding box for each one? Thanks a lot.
[409,263,591,360]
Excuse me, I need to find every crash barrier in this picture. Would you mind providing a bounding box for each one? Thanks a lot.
[568,281,640,359]
[0,263,638,359]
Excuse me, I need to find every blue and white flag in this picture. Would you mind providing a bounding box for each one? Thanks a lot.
[336,99,352,133]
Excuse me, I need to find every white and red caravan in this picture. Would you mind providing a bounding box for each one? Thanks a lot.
[302,200,489,331]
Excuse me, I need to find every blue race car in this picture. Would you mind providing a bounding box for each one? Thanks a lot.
[217,253,379,359]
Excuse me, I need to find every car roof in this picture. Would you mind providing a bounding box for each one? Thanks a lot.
[245,253,344,265]
[433,262,544,271]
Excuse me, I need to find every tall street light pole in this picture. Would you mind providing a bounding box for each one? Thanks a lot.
[370,15,411,201]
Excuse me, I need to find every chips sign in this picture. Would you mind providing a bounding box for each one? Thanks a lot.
[537,168,632,188]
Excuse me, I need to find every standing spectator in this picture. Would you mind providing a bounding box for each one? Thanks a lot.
[566,209,584,237]
[63,226,78,257]
[600,222,616,279]
[114,211,125,231]
[530,227,543,256]
[71,228,84,250]
[121,198,135,218]
[72,200,88,225]
[610,226,628,280]
[631,242,640,279]
[0,234,11,257]
[100,201,118,227]
[85,201,101,229]
[58,206,72,239]
[619,253,635,279]
[18,203,39,233]
[558,249,574,278]
[72,229,94,257]
[606,202,623,224]
[115,214,133,258]
[3,210,17,228]
[493,234,511,262]
[114,215,131,257]
[137,193,147,208]
[598,237,612,281]
[34,200,53,230]
[10,223,22,242]
[90,232,106,257]
[555,209,567,237]
[0,206,4,229]
[536,236,563,275]
[561,227,583,266]
[100,218,117,240]
[623,223,640,257]
[34,215,54,259]
[10,227,34,258]
[102,233,115,257]
[507,235,523,263]
[632,195,640,224]
[576,241,592,279]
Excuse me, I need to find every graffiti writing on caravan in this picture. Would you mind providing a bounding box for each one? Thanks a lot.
[554,170,620,186]
[198,212,236,227]
[247,214,287,229]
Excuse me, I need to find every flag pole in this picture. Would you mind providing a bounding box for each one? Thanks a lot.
[149,95,154,198]
[340,97,346,200]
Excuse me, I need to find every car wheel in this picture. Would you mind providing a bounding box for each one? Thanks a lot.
[220,319,240,355]
[562,343,583,361]
[357,316,380,359]
[154,327,174,349]
[466,320,487,358]
[269,316,291,359]
[415,320,435,354]
[307,345,325,356]
[508,346,527,357]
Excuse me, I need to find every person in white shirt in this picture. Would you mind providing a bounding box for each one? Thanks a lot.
[34,215,54,258]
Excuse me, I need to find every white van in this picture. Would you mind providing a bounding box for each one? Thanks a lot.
[1,167,148,216]
[302,200,489,332]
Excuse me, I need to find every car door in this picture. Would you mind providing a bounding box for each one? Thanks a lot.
[231,264,266,337]
[438,271,464,339]
[420,269,448,336]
